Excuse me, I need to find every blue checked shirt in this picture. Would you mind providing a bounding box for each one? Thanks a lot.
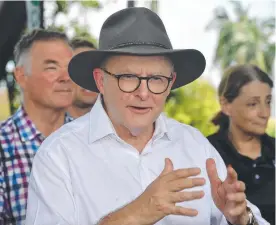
[0,106,72,225]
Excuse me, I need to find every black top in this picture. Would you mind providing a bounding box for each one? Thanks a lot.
[207,130,275,225]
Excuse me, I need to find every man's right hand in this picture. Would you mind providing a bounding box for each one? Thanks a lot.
[131,158,206,225]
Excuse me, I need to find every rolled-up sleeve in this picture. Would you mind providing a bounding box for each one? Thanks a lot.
[25,143,77,225]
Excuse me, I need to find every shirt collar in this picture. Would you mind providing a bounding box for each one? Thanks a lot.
[65,112,74,123]
[14,106,43,142]
[152,112,172,142]
[217,128,274,161]
[14,106,73,143]
[88,95,171,144]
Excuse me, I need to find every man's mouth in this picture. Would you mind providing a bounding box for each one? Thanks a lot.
[55,88,72,93]
[128,106,151,114]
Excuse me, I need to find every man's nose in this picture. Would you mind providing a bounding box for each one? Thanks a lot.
[58,67,71,83]
[136,79,150,100]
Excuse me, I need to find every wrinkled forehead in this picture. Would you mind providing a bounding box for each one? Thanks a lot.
[29,40,73,64]
[103,55,174,74]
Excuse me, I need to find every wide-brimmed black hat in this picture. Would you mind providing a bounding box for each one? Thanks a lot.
[68,7,206,92]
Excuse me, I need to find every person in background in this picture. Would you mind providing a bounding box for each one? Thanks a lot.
[0,29,74,224]
[68,38,98,118]
[208,64,275,225]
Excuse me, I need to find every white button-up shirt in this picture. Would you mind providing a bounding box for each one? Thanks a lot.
[25,97,268,225]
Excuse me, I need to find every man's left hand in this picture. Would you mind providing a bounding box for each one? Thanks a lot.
[206,158,250,225]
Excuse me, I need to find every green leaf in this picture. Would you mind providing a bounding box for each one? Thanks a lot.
[55,0,69,14]
[80,0,101,9]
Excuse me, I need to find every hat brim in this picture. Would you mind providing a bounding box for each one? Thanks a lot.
[68,46,206,92]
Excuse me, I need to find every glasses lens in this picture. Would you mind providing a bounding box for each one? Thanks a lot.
[118,74,140,92]
[148,76,170,94]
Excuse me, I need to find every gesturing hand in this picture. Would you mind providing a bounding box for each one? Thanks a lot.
[206,158,249,225]
[133,158,206,225]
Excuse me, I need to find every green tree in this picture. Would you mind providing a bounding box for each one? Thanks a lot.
[164,79,220,137]
[45,0,100,46]
[206,1,275,74]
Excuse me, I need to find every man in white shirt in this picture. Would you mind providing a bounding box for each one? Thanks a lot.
[25,7,268,225]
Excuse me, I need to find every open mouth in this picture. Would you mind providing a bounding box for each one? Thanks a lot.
[128,106,151,114]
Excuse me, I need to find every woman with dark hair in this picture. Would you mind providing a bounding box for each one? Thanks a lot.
[207,64,275,225]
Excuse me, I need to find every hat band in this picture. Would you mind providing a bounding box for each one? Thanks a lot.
[109,41,170,50]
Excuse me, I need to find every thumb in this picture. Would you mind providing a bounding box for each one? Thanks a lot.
[160,158,174,176]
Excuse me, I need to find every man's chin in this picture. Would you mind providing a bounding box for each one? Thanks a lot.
[125,122,154,137]
[74,100,95,109]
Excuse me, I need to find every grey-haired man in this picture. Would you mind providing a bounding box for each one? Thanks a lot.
[0,29,73,224]
[26,8,267,225]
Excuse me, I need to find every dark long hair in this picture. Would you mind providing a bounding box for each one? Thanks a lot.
[212,64,274,130]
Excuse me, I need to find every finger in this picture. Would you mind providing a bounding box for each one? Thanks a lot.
[160,158,174,177]
[171,206,198,217]
[165,168,201,182]
[171,191,205,203]
[225,165,238,184]
[224,181,246,194]
[206,158,221,188]
[169,178,206,192]
[235,181,246,192]
[227,193,246,203]
[228,201,247,217]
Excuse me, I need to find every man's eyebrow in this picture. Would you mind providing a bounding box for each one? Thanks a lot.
[43,59,59,65]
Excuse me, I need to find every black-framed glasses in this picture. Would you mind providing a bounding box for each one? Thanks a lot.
[101,68,173,94]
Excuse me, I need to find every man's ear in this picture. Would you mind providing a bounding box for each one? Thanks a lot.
[13,66,27,90]
[219,96,231,116]
[171,72,176,85]
[93,68,105,94]
[165,72,176,98]
[168,72,176,90]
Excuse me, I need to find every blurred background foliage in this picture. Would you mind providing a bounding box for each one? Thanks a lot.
[46,0,100,46]
[164,79,220,137]
[206,1,275,75]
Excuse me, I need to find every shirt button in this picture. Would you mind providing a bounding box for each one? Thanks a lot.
[253,164,256,168]
[255,174,260,180]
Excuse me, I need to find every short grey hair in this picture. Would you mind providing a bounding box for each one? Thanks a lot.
[14,28,70,73]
